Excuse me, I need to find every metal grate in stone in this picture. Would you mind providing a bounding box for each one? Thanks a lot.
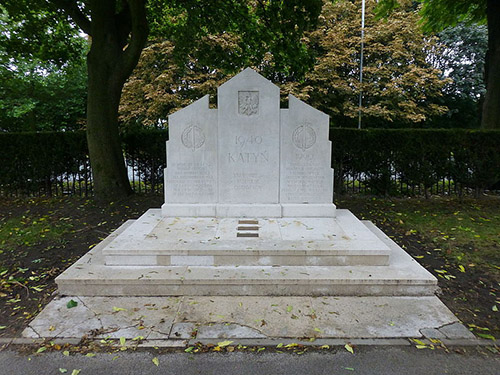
[236,232,259,238]
[237,226,259,231]
[237,219,259,238]
[238,220,258,225]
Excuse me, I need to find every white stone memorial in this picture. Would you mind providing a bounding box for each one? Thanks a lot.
[55,68,437,297]
[161,68,335,218]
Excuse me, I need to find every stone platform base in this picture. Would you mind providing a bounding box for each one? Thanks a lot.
[102,209,391,267]
[55,220,437,297]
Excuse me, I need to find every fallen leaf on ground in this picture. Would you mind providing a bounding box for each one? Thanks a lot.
[217,340,233,347]
[477,333,496,340]
[344,344,354,354]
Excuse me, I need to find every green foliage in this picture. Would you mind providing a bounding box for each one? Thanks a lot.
[0,3,85,66]
[119,40,227,127]
[375,0,487,31]
[419,0,486,32]
[423,24,487,129]
[147,0,322,77]
[0,6,88,131]
[434,24,487,99]
[0,58,87,131]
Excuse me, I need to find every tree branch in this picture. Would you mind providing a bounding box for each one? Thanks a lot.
[50,0,92,35]
[117,0,149,82]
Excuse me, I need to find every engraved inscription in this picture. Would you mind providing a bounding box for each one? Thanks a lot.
[228,151,269,163]
[232,172,264,192]
[292,124,316,151]
[284,164,326,202]
[238,91,259,116]
[181,125,205,151]
[169,162,215,197]
[235,135,263,148]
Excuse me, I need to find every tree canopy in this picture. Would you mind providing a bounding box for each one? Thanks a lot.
[376,0,500,129]
[120,0,450,128]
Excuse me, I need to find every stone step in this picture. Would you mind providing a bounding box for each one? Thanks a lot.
[56,221,437,297]
[101,209,391,267]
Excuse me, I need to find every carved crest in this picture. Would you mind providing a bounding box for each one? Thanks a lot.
[238,91,259,116]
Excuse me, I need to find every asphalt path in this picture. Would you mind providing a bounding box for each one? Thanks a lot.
[0,346,498,375]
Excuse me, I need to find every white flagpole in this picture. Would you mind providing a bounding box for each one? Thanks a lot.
[358,0,366,129]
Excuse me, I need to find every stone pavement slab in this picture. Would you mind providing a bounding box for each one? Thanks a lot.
[22,295,471,342]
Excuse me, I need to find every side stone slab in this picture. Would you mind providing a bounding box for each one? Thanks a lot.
[280,95,335,217]
[162,95,217,217]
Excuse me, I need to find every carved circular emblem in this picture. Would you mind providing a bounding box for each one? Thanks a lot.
[292,124,316,151]
[181,125,205,151]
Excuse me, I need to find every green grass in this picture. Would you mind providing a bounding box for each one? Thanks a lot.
[400,203,500,269]
[0,214,72,253]
[345,197,500,275]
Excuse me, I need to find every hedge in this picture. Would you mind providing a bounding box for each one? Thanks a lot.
[330,129,500,196]
[1,128,499,197]
[0,131,89,195]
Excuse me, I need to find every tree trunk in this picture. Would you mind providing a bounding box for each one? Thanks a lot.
[481,0,500,129]
[86,55,132,200]
[84,0,148,200]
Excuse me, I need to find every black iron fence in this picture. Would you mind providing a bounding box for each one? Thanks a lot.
[1,129,499,198]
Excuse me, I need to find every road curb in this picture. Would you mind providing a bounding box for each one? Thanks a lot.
[0,337,496,348]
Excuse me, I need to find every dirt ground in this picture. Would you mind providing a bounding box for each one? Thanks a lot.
[0,194,498,341]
